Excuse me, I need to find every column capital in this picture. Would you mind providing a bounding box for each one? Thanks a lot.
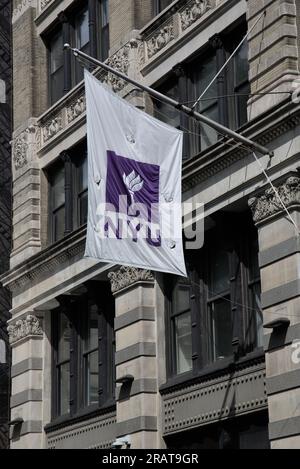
[108,266,154,294]
[7,314,43,345]
[248,174,300,225]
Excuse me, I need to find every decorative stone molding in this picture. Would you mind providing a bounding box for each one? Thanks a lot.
[67,95,86,123]
[180,0,213,31]
[12,0,37,24]
[108,267,154,294]
[7,314,43,344]
[42,116,63,142]
[103,43,131,92]
[40,0,52,11]
[162,359,266,434]
[248,175,300,224]
[146,21,175,59]
[13,131,29,170]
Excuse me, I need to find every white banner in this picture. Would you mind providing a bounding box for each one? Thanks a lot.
[84,70,187,276]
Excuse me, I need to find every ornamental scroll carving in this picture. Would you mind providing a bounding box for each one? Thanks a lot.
[248,175,300,223]
[108,267,154,294]
[180,0,213,31]
[13,131,29,170]
[7,314,43,344]
[146,23,174,59]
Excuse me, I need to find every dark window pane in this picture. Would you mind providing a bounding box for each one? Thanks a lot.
[175,285,190,313]
[52,168,65,209]
[210,299,232,360]
[234,41,249,86]
[209,249,230,294]
[75,9,89,49]
[58,313,71,362]
[85,304,99,351]
[154,79,180,128]
[250,282,263,348]
[101,0,109,26]
[155,0,173,14]
[59,361,70,415]
[79,192,88,225]
[50,32,63,74]
[78,155,88,192]
[200,105,218,149]
[53,206,65,241]
[85,350,99,405]
[49,31,64,104]
[174,311,192,374]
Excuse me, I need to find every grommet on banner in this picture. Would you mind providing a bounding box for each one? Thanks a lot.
[126,134,135,144]
[94,174,101,187]
[169,241,176,249]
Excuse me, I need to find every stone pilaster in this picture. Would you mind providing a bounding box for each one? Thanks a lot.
[7,313,44,449]
[247,0,300,119]
[11,119,42,268]
[108,267,159,449]
[248,172,300,448]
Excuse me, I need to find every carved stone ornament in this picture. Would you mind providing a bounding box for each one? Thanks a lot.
[40,0,52,10]
[12,0,37,23]
[13,131,29,170]
[248,175,300,223]
[180,0,212,31]
[43,116,62,142]
[147,23,174,59]
[108,266,154,294]
[103,43,131,92]
[67,95,86,123]
[7,314,43,344]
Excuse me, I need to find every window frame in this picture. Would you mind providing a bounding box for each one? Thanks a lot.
[51,283,115,422]
[165,213,263,382]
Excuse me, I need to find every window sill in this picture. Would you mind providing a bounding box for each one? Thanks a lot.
[160,348,265,394]
[44,399,116,434]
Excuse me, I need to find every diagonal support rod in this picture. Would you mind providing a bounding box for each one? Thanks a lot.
[64,44,273,157]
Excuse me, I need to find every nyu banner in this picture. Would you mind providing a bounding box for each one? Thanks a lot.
[84,70,186,276]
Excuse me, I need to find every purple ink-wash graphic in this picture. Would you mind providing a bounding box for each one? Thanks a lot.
[106,150,160,222]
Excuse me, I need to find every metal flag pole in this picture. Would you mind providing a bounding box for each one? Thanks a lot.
[64,43,273,157]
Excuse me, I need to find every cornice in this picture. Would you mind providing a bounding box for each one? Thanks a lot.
[0,225,87,293]
[182,100,300,191]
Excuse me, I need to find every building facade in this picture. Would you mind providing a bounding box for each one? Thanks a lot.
[2,0,300,449]
[0,0,12,450]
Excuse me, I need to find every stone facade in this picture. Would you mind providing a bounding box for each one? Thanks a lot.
[0,0,12,449]
[2,0,300,449]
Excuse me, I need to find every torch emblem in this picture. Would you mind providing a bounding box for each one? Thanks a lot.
[123,170,144,205]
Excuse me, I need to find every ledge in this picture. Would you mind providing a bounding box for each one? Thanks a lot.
[44,402,116,434]
[160,349,265,395]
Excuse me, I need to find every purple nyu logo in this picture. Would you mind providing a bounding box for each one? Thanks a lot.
[101,150,161,246]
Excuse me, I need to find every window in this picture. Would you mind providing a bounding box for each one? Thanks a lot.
[46,1,109,105]
[74,6,90,83]
[153,0,173,15]
[49,29,64,104]
[49,162,65,243]
[208,248,232,362]
[76,151,88,226]
[47,140,87,244]
[99,0,109,61]
[166,212,262,378]
[170,281,193,375]
[153,26,250,159]
[52,283,115,419]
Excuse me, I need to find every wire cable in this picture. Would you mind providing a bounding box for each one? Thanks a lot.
[191,10,267,110]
